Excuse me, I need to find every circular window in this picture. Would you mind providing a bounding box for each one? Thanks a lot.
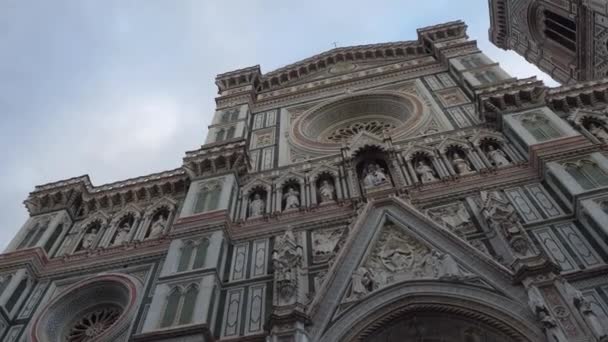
[325,120,397,143]
[67,305,122,342]
[290,91,426,153]
[31,274,141,342]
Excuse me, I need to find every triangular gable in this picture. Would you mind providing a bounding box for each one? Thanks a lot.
[345,131,387,158]
[569,108,608,125]
[436,136,472,153]
[308,196,534,341]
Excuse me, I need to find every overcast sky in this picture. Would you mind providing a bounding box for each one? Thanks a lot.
[0,0,557,249]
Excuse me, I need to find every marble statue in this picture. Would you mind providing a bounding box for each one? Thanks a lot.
[562,279,607,341]
[363,162,389,188]
[432,251,464,279]
[283,187,300,209]
[319,180,335,202]
[349,267,376,300]
[81,229,97,249]
[416,160,438,183]
[249,193,265,217]
[148,215,167,239]
[112,222,131,246]
[486,145,510,167]
[588,122,608,141]
[451,152,473,175]
[527,286,568,342]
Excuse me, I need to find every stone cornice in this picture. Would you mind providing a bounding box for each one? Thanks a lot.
[182,139,248,178]
[213,21,469,102]
[25,168,189,217]
[488,0,509,48]
[252,59,443,111]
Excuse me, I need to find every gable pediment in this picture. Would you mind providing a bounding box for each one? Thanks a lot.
[307,196,532,340]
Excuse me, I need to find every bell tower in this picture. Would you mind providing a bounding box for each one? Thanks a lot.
[489,0,608,84]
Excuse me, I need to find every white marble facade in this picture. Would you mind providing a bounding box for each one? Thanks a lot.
[4,22,608,342]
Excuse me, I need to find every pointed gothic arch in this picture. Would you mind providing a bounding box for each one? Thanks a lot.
[308,197,543,342]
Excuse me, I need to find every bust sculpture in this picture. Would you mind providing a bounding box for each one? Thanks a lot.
[416,160,437,183]
[486,145,510,167]
[249,193,265,217]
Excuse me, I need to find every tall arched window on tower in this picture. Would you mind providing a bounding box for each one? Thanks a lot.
[565,160,608,190]
[226,126,236,139]
[229,109,239,121]
[543,10,576,52]
[215,129,225,142]
[520,113,562,141]
[159,284,200,328]
[177,238,209,272]
[194,183,221,214]
[43,223,63,254]
[17,219,50,250]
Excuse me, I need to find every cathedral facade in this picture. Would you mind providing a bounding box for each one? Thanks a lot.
[1,20,608,342]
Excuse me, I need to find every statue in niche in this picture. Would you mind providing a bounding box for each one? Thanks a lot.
[451,152,474,175]
[283,187,300,210]
[81,228,98,250]
[588,122,608,142]
[272,228,302,303]
[362,162,389,188]
[112,221,131,246]
[527,286,568,342]
[248,193,265,217]
[147,214,167,239]
[562,279,608,341]
[318,180,335,202]
[486,145,510,167]
[415,160,438,183]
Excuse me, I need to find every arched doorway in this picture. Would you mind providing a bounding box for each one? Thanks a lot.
[362,310,519,342]
[316,282,544,342]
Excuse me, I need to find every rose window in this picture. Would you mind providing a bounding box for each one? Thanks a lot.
[66,306,121,342]
[289,92,427,153]
[326,120,396,143]
[30,274,141,342]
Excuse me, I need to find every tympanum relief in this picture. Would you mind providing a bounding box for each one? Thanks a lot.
[345,222,471,302]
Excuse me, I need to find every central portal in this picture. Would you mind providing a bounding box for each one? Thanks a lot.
[363,312,518,342]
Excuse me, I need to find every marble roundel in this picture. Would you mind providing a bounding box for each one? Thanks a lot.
[30,273,141,342]
[289,91,425,153]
